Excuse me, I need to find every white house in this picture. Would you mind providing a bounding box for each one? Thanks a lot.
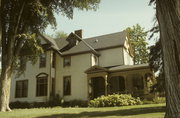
[10,30,154,103]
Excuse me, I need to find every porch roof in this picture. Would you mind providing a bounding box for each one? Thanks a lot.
[85,65,108,74]
[109,64,150,72]
[85,64,150,74]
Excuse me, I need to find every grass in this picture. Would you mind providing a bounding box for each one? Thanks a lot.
[0,103,165,118]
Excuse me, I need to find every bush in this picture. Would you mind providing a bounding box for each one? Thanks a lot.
[153,97,166,104]
[88,94,142,107]
[62,100,88,107]
[9,101,49,109]
[49,94,63,107]
[10,94,63,109]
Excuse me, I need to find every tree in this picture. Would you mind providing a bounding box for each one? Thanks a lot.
[127,24,149,65]
[51,31,68,39]
[149,40,165,94]
[0,0,100,112]
[150,0,180,117]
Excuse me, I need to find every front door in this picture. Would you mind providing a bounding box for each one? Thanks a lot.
[91,77,105,99]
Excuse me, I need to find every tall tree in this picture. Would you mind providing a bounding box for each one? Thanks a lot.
[0,0,100,112]
[127,24,149,65]
[52,31,68,39]
[150,0,180,117]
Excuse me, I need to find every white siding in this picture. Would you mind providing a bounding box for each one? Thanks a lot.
[99,47,124,67]
[56,53,91,101]
[10,51,53,102]
[123,48,134,65]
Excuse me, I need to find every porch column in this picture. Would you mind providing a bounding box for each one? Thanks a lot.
[123,74,127,93]
[104,75,108,96]
[142,73,147,94]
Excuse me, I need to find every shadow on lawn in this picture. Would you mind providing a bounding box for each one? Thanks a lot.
[36,106,165,118]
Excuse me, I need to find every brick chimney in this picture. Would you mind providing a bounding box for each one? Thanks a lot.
[74,29,83,38]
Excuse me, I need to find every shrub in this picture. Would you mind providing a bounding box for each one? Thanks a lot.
[88,94,143,107]
[62,100,88,107]
[49,94,63,107]
[142,100,154,104]
[10,94,63,109]
[9,101,49,109]
[153,97,166,104]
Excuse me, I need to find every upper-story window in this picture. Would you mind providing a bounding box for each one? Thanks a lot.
[91,54,98,66]
[39,53,46,68]
[63,56,71,67]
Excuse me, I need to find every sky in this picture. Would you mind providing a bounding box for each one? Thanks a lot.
[45,0,155,41]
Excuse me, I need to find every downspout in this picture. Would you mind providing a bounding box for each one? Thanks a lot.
[48,50,52,100]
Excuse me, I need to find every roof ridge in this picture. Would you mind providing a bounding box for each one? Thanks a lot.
[84,30,126,40]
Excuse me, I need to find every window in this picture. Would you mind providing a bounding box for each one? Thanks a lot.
[52,52,56,68]
[63,56,71,67]
[15,80,28,98]
[109,76,125,93]
[133,75,144,90]
[91,54,98,66]
[39,53,46,68]
[63,76,71,95]
[36,76,48,96]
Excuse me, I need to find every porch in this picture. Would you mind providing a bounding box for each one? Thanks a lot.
[85,65,154,100]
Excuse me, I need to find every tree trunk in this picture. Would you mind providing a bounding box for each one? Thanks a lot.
[156,0,180,118]
[0,1,26,112]
[0,64,13,112]
[0,67,12,112]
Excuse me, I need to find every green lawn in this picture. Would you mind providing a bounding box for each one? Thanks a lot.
[0,104,165,118]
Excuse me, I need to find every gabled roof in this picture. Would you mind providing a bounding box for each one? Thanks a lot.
[84,30,127,50]
[55,30,127,56]
[38,33,60,51]
[39,30,127,56]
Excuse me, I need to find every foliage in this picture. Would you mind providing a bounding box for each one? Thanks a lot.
[9,101,49,109]
[62,100,88,107]
[148,20,165,94]
[10,94,63,109]
[153,97,166,104]
[51,31,68,39]
[49,94,63,107]
[0,0,100,111]
[126,24,149,64]
[88,94,143,107]
[1,0,100,73]
[14,34,44,76]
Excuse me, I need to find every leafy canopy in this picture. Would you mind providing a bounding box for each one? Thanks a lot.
[126,24,149,65]
[51,31,68,39]
[1,0,100,73]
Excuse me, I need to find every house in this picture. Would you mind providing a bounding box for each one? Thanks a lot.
[10,30,154,103]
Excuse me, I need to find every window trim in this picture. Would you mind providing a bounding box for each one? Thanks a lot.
[63,56,71,67]
[63,76,71,96]
[36,76,48,97]
[109,76,125,93]
[15,80,28,98]
[39,53,46,68]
